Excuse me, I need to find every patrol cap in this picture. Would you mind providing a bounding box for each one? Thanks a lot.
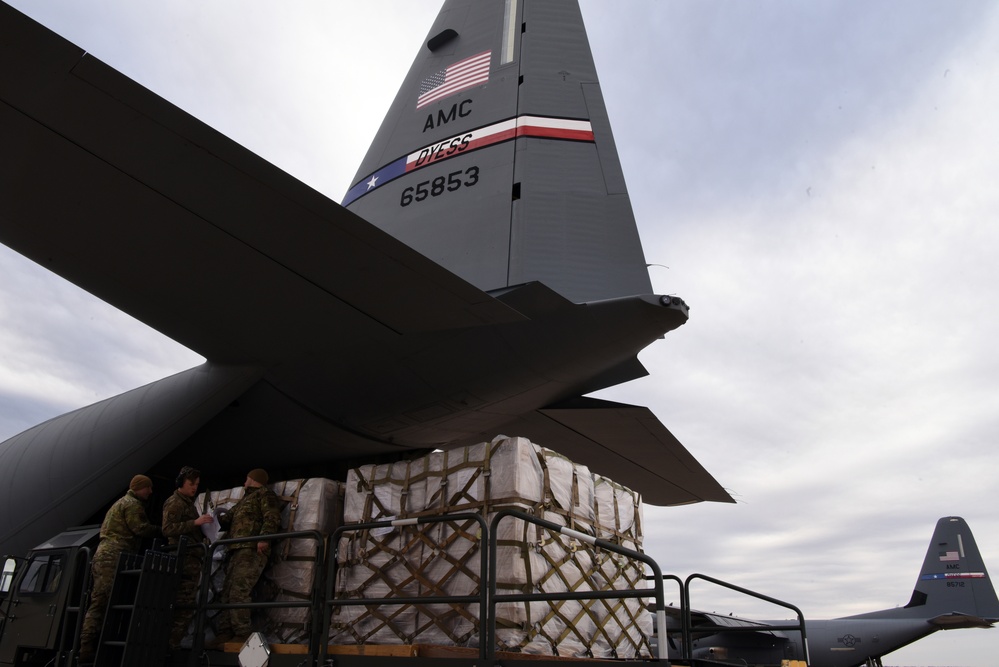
[247,468,269,485]
[129,474,152,492]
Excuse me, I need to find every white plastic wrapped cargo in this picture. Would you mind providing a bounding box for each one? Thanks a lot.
[589,474,652,658]
[333,439,545,645]
[263,478,344,643]
[486,444,597,657]
[334,457,433,645]
[332,436,649,657]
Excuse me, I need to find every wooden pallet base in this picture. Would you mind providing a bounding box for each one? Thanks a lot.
[214,642,622,661]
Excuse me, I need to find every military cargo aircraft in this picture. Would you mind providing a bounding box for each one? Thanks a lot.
[667,516,999,667]
[0,0,733,558]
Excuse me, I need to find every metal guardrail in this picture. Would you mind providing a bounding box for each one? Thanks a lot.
[191,530,326,662]
[166,513,810,666]
[683,572,810,665]
[193,512,681,665]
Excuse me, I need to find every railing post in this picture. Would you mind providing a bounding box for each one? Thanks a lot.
[650,573,685,662]
[685,573,810,666]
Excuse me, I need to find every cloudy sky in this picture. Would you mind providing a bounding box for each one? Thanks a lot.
[3,1,998,665]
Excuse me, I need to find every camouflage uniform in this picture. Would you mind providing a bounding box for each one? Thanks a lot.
[162,490,207,647]
[216,485,281,638]
[79,490,159,656]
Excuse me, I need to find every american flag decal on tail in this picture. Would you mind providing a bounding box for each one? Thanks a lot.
[417,51,491,109]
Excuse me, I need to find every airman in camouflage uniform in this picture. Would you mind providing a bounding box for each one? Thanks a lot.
[79,474,159,661]
[161,466,213,649]
[209,468,281,647]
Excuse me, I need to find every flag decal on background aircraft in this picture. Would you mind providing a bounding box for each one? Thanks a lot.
[343,115,595,206]
[417,51,492,109]
[921,572,986,580]
[939,551,960,562]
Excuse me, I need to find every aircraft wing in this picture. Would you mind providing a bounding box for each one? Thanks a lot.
[697,611,789,637]
[0,3,525,369]
[658,605,791,663]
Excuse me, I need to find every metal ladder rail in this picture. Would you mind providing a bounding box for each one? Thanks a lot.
[163,537,210,667]
[683,573,810,666]
[94,551,142,665]
[52,545,92,667]
[320,513,491,665]
[485,509,670,662]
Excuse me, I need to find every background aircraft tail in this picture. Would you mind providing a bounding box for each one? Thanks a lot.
[847,516,999,626]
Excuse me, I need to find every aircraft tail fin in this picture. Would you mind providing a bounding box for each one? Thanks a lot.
[852,516,999,623]
[904,516,999,621]
[343,0,653,304]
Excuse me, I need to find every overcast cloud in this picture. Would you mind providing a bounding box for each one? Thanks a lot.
[2,2,998,665]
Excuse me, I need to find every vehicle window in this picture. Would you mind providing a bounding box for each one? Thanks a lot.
[17,554,64,595]
[18,556,48,593]
[0,558,14,594]
[45,554,64,593]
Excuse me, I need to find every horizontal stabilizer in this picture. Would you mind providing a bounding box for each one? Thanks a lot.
[928,612,997,630]
[485,397,733,506]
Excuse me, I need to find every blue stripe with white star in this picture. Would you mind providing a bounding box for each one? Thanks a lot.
[342,157,408,207]
[920,572,986,580]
